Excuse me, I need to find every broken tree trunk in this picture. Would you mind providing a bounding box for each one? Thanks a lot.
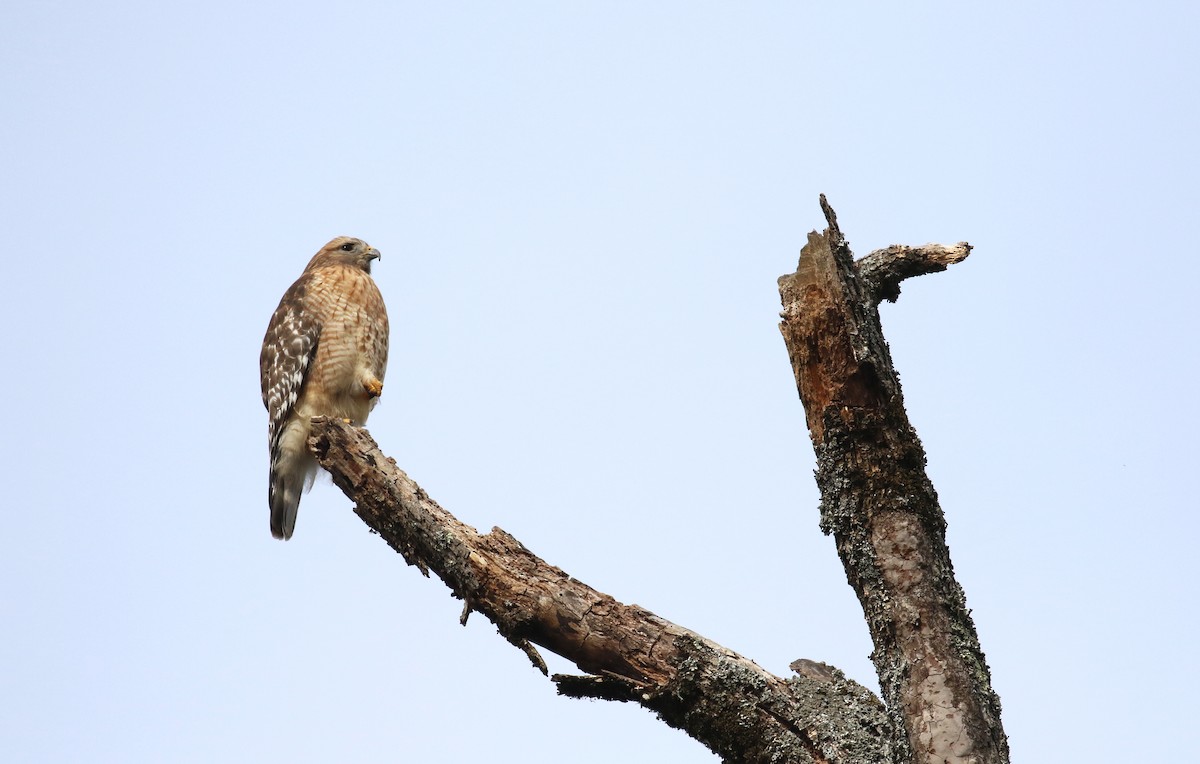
[777,196,1008,764]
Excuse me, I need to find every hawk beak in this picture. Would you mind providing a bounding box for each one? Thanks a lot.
[367,248,381,261]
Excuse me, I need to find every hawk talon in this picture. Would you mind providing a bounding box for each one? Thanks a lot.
[364,378,383,398]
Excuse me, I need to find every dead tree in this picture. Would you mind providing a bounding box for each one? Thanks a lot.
[306,196,1008,763]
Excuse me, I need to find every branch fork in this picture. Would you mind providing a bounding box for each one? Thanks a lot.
[305,195,1005,763]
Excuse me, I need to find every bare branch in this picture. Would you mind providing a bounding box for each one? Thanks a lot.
[858,243,972,304]
[552,673,643,702]
[307,417,892,763]
[777,197,1008,764]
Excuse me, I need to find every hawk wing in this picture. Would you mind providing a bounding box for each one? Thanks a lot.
[260,277,321,459]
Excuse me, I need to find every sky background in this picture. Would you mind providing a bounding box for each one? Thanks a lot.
[2,2,1197,762]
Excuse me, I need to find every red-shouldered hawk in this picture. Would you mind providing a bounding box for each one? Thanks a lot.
[260,236,390,540]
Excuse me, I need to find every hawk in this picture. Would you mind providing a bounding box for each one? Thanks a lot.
[260,236,390,539]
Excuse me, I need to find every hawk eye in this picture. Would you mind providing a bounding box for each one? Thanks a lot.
[340,243,355,252]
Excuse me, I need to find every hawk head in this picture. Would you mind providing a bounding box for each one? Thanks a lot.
[306,236,382,273]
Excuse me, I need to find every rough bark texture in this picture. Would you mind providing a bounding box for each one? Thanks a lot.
[857,242,972,305]
[776,196,1008,764]
[308,417,892,763]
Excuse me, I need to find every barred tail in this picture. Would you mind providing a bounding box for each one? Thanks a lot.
[268,421,317,540]
[269,465,303,540]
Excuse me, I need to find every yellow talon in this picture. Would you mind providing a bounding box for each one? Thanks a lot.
[364,378,383,398]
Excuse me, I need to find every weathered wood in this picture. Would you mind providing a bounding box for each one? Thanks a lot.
[858,242,972,304]
[777,196,1008,764]
[308,417,891,763]
[300,196,1004,762]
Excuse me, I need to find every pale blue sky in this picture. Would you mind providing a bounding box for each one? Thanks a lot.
[2,2,1197,761]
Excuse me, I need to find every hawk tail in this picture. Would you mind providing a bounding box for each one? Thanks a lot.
[269,470,302,540]
[268,423,317,540]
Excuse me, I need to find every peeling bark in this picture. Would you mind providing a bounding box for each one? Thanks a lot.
[777,196,1008,764]
[308,418,891,763]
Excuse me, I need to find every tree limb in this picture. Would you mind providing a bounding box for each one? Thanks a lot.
[777,195,1008,764]
[857,242,972,304]
[308,417,892,763]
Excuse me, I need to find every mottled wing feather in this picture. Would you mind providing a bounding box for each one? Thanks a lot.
[260,278,321,456]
